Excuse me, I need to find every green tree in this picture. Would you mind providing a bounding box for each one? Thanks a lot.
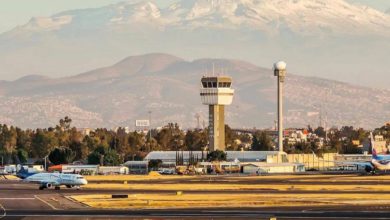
[314,127,326,138]
[207,150,227,162]
[87,151,102,165]
[59,116,72,131]
[184,129,207,151]
[104,148,122,166]
[16,127,31,151]
[68,127,87,160]
[341,141,363,154]
[0,125,18,163]
[113,127,129,155]
[148,159,162,171]
[251,131,273,151]
[225,125,238,150]
[155,123,184,151]
[17,149,28,164]
[48,147,76,165]
[128,131,145,153]
[31,129,57,158]
[87,146,121,166]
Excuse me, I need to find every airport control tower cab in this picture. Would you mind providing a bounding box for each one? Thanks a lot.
[200,76,235,152]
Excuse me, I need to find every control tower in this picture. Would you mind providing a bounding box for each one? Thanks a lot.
[200,76,234,151]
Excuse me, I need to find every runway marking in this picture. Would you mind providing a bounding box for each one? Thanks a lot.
[34,195,59,210]
[0,203,6,219]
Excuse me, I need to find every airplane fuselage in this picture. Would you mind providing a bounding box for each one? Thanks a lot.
[371,159,390,171]
[24,172,88,190]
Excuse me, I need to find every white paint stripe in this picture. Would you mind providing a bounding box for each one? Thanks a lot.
[0,214,388,219]
[3,215,389,219]
[34,195,58,210]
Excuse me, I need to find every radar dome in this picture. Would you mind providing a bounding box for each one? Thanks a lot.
[274,61,287,70]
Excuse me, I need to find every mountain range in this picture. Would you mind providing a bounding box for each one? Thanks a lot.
[0,53,388,129]
[0,0,389,88]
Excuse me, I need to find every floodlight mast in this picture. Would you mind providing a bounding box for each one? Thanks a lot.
[274,61,287,153]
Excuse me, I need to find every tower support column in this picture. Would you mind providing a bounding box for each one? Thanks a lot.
[277,76,283,152]
[274,61,287,153]
[209,105,225,151]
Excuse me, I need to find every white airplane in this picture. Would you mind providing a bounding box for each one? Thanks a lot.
[23,172,88,190]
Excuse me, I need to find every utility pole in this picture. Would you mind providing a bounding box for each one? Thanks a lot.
[148,111,152,151]
[44,155,48,171]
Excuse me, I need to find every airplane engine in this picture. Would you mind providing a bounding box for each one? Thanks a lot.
[45,183,52,188]
[365,165,373,173]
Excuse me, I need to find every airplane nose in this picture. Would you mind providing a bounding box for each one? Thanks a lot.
[82,179,88,185]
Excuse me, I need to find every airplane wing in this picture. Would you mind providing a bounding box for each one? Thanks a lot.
[25,179,59,185]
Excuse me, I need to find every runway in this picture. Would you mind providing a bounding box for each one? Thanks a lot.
[1,179,390,219]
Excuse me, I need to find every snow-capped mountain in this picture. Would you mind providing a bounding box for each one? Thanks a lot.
[0,0,389,88]
[11,0,390,35]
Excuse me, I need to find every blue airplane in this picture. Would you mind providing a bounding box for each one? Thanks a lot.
[340,132,390,174]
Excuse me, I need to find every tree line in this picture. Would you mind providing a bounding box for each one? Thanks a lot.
[0,116,388,166]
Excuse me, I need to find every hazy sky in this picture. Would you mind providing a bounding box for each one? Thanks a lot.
[0,0,389,33]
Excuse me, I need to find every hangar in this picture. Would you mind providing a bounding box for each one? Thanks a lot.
[144,151,289,164]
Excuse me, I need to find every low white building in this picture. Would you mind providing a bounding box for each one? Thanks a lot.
[242,162,305,174]
[144,151,288,164]
[99,166,129,175]
[124,161,149,174]
[49,164,99,174]
[5,164,44,174]
[198,161,240,174]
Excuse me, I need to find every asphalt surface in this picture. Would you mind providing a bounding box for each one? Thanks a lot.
[1,178,390,219]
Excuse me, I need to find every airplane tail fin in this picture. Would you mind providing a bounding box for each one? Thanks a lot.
[372,148,378,159]
[370,132,379,160]
[16,165,29,179]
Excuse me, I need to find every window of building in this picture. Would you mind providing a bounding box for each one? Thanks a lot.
[212,82,217,88]
[202,82,207,88]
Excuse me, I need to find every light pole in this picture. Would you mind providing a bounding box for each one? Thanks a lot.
[44,155,48,171]
[148,110,152,137]
[274,61,287,153]
[148,110,152,151]
[241,147,244,162]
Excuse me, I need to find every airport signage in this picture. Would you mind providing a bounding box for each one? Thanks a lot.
[135,120,150,127]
